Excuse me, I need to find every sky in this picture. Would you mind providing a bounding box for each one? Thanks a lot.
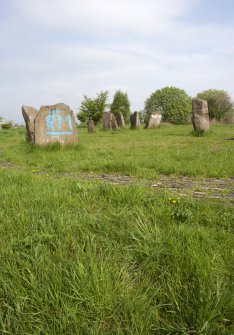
[0,0,234,123]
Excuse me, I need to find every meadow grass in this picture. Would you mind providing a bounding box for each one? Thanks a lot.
[0,124,233,178]
[0,125,234,334]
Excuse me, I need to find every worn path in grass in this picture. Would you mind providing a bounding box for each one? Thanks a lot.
[1,156,233,202]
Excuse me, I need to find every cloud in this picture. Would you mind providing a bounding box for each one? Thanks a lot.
[0,0,234,123]
[16,0,198,35]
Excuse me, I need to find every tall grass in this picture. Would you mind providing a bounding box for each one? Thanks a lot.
[0,169,233,334]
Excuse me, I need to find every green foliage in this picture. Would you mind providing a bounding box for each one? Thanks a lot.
[110,90,131,122]
[145,86,192,124]
[77,91,108,124]
[196,89,233,121]
[1,121,13,129]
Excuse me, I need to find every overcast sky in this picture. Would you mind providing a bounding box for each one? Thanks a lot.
[0,0,234,123]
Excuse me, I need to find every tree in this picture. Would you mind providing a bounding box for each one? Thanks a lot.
[196,89,233,121]
[145,87,192,124]
[77,91,109,124]
[110,90,130,122]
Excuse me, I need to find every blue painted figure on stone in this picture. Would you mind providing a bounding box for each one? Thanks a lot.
[66,115,72,130]
[46,111,57,130]
[45,109,73,136]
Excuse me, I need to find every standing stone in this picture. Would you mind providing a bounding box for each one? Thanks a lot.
[102,112,118,130]
[192,99,210,132]
[103,112,111,130]
[87,119,95,133]
[34,103,78,145]
[111,113,119,130]
[116,112,125,128]
[146,112,162,128]
[130,111,141,129]
[22,105,38,142]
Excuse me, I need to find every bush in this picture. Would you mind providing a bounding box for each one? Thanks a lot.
[145,87,192,124]
[1,122,12,129]
[196,89,234,121]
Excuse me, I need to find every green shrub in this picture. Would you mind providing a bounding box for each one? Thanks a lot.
[1,122,12,129]
[145,86,192,124]
[196,89,233,121]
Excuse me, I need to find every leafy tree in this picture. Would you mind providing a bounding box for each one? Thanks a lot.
[77,91,109,124]
[110,90,130,122]
[196,89,233,121]
[145,87,192,124]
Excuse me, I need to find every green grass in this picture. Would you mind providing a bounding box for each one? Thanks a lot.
[0,125,234,334]
[0,124,234,178]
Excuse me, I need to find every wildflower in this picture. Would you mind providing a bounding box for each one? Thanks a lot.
[172,200,176,203]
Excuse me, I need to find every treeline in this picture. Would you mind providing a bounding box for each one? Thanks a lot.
[76,87,234,125]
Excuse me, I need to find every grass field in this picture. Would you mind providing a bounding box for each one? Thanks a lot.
[0,124,234,178]
[0,125,234,334]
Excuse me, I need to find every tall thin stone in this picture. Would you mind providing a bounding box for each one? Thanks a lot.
[192,99,210,132]
[22,105,38,142]
[111,113,119,130]
[87,119,95,132]
[130,111,141,129]
[116,112,125,128]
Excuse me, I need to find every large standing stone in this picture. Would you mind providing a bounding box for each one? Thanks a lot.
[146,112,162,128]
[116,112,125,128]
[34,103,78,145]
[87,119,96,133]
[192,99,210,132]
[130,111,141,129]
[102,112,118,130]
[22,105,38,142]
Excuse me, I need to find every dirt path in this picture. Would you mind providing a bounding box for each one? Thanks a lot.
[0,158,233,202]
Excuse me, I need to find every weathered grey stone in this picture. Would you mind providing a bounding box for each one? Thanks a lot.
[111,113,119,130]
[130,111,141,129]
[102,112,118,130]
[22,105,38,142]
[103,112,111,130]
[34,103,78,145]
[192,99,210,132]
[116,112,125,128]
[87,119,95,133]
[146,112,162,128]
